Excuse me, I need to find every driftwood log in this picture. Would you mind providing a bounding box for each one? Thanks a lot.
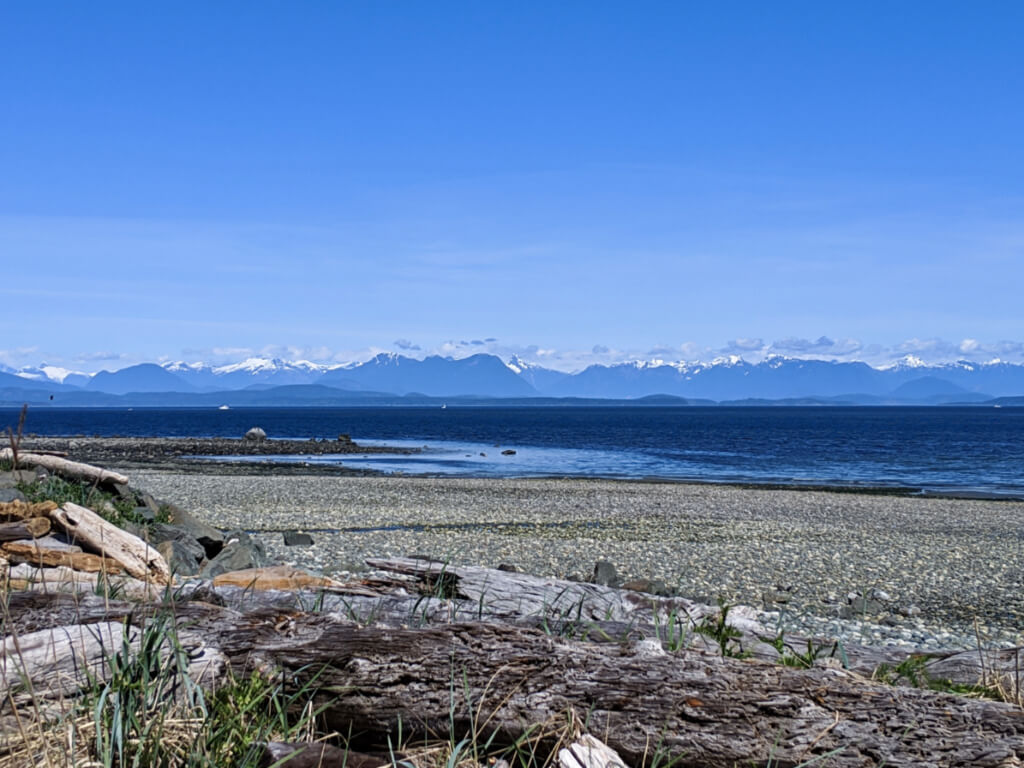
[0,517,50,541]
[0,448,129,486]
[49,502,170,584]
[1,541,125,573]
[4,584,1024,768]
[0,500,57,521]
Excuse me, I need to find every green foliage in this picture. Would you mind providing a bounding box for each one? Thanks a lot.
[17,475,167,529]
[85,610,334,768]
[653,606,690,652]
[695,597,750,658]
[873,654,992,698]
[769,631,848,670]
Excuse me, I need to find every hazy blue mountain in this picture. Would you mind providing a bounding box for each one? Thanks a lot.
[0,371,59,391]
[320,353,538,397]
[11,352,1024,401]
[538,356,1024,400]
[87,364,193,394]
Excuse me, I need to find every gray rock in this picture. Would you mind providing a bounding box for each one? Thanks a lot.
[132,506,157,523]
[162,503,224,559]
[283,531,314,547]
[197,530,269,579]
[501,449,517,456]
[0,470,37,487]
[839,597,887,619]
[157,539,204,577]
[139,492,163,518]
[592,560,619,587]
[148,523,207,563]
[497,563,519,572]
[245,427,267,442]
[0,488,26,503]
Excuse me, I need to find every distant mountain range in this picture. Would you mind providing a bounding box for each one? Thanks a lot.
[2,353,1024,406]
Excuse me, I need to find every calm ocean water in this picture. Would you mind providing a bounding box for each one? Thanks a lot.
[4,405,1023,496]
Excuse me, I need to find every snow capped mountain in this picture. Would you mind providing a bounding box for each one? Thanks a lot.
[161,357,339,390]
[7,352,1024,402]
[0,364,90,388]
[321,353,536,396]
[506,355,571,392]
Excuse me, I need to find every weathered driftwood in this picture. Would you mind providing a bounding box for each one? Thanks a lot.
[211,565,345,591]
[1,541,125,573]
[258,742,397,768]
[0,500,57,521]
[365,557,767,632]
[49,502,170,584]
[0,516,50,541]
[3,591,1023,768]
[0,448,129,486]
[0,620,226,714]
[5,563,166,600]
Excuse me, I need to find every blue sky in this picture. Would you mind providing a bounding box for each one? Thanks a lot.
[2,2,1023,373]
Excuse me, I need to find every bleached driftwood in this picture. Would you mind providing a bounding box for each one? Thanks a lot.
[0,448,129,486]
[4,563,162,598]
[49,502,170,584]
[0,620,226,714]
[0,516,50,541]
[1,541,125,573]
[365,556,767,633]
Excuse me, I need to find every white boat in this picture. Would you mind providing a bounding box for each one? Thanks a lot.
[218,405,230,410]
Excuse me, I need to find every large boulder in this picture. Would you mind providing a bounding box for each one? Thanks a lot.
[162,503,224,559]
[244,427,267,442]
[157,539,204,578]
[198,530,269,579]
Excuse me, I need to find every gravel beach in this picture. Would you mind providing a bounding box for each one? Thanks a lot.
[128,468,1024,651]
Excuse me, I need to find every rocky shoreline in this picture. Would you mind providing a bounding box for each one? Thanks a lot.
[122,466,1024,653]
[19,435,416,475]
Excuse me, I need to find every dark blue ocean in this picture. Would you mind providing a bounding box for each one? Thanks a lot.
[4,406,1023,497]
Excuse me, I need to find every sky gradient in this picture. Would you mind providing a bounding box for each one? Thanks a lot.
[2,2,1023,373]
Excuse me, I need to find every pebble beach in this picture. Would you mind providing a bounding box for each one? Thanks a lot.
[130,468,1024,651]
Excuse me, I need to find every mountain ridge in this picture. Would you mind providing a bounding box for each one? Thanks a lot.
[4,353,1024,403]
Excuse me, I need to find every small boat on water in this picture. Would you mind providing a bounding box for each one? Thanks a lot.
[218,405,230,410]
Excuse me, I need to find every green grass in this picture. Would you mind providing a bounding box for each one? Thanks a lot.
[16,475,168,529]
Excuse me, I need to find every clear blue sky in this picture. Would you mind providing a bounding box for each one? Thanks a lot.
[2,2,1023,372]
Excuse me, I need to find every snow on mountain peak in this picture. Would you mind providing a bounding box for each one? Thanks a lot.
[881,354,929,370]
[14,364,85,384]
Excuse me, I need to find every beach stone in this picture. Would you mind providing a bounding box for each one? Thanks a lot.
[245,427,267,442]
[157,539,203,577]
[149,523,206,558]
[283,531,314,547]
[198,530,269,579]
[501,449,517,456]
[0,488,26,503]
[497,563,519,572]
[0,470,37,486]
[592,560,619,587]
[162,503,224,559]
